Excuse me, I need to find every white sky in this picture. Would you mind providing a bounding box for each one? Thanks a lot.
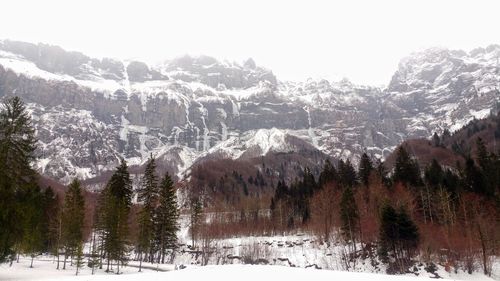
[0,0,499,85]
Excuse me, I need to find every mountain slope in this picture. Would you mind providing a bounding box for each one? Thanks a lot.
[0,39,498,186]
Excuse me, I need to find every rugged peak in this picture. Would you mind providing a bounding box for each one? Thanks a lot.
[243,58,256,69]
[162,54,277,89]
[0,39,126,81]
[126,60,168,82]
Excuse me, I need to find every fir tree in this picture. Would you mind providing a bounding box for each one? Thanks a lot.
[42,187,60,255]
[338,159,358,187]
[100,159,132,273]
[20,185,45,268]
[154,173,179,263]
[61,179,85,270]
[189,197,203,248]
[339,187,360,246]
[432,132,441,147]
[318,159,337,187]
[378,203,419,273]
[0,97,37,262]
[358,152,373,186]
[136,155,158,267]
[424,159,443,187]
[393,146,422,187]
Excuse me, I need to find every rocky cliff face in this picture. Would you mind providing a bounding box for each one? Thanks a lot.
[0,39,498,186]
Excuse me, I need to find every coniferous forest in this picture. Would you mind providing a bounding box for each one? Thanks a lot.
[0,96,499,277]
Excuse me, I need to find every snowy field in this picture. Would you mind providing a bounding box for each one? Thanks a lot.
[1,259,497,281]
[1,254,497,281]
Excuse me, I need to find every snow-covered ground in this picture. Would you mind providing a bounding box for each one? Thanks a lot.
[1,258,497,281]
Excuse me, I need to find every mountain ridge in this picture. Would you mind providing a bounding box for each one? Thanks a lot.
[0,39,498,187]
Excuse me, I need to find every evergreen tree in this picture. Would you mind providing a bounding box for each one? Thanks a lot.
[475,138,496,196]
[154,173,179,263]
[393,146,422,187]
[378,203,419,273]
[318,159,337,187]
[0,97,37,262]
[100,159,132,274]
[302,167,317,195]
[20,185,45,268]
[432,132,441,147]
[338,159,358,187]
[61,179,85,270]
[378,204,399,263]
[358,152,373,186]
[136,155,158,267]
[189,197,203,248]
[424,159,443,187]
[396,206,419,258]
[339,187,360,246]
[42,187,59,254]
[464,157,486,194]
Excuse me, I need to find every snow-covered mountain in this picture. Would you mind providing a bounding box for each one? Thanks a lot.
[0,40,498,185]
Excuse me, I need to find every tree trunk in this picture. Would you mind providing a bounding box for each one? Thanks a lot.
[139,252,142,272]
[478,223,490,276]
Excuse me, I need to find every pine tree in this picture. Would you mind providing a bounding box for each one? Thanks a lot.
[424,159,443,187]
[464,157,486,194]
[378,203,419,273]
[0,97,37,262]
[42,187,60,255]
[302,167,317,195]
[432,132,441,147]
[20,185,45,268]
[136,155,158,268]
[358,153,373,186]
[339,187,360,246]
[393,146,422,187]
[475,138,495,196]
[189,197,203,248]
[318,159,337,187]
[378,204,399,264]
[100,159,132,273]
[154,173,179,263]
[61,179,85,270]
[338,159,358,187]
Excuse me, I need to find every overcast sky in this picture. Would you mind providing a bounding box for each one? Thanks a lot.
[1,0,499,85]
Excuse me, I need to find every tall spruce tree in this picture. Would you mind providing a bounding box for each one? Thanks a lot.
[136,155,158,268]
[154,173,179,263]
[476,138,496,196]
[20,185,45,268]
[189,197,203,248]
[378,203,419,273]
[100,159,132,274]
[61,179,85,270]
[393,146,422,187]
[318,159,337,187]
[0,97,37,262]
[358,153,373,186]
[338,159,358,187]
[339,187,360,246]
